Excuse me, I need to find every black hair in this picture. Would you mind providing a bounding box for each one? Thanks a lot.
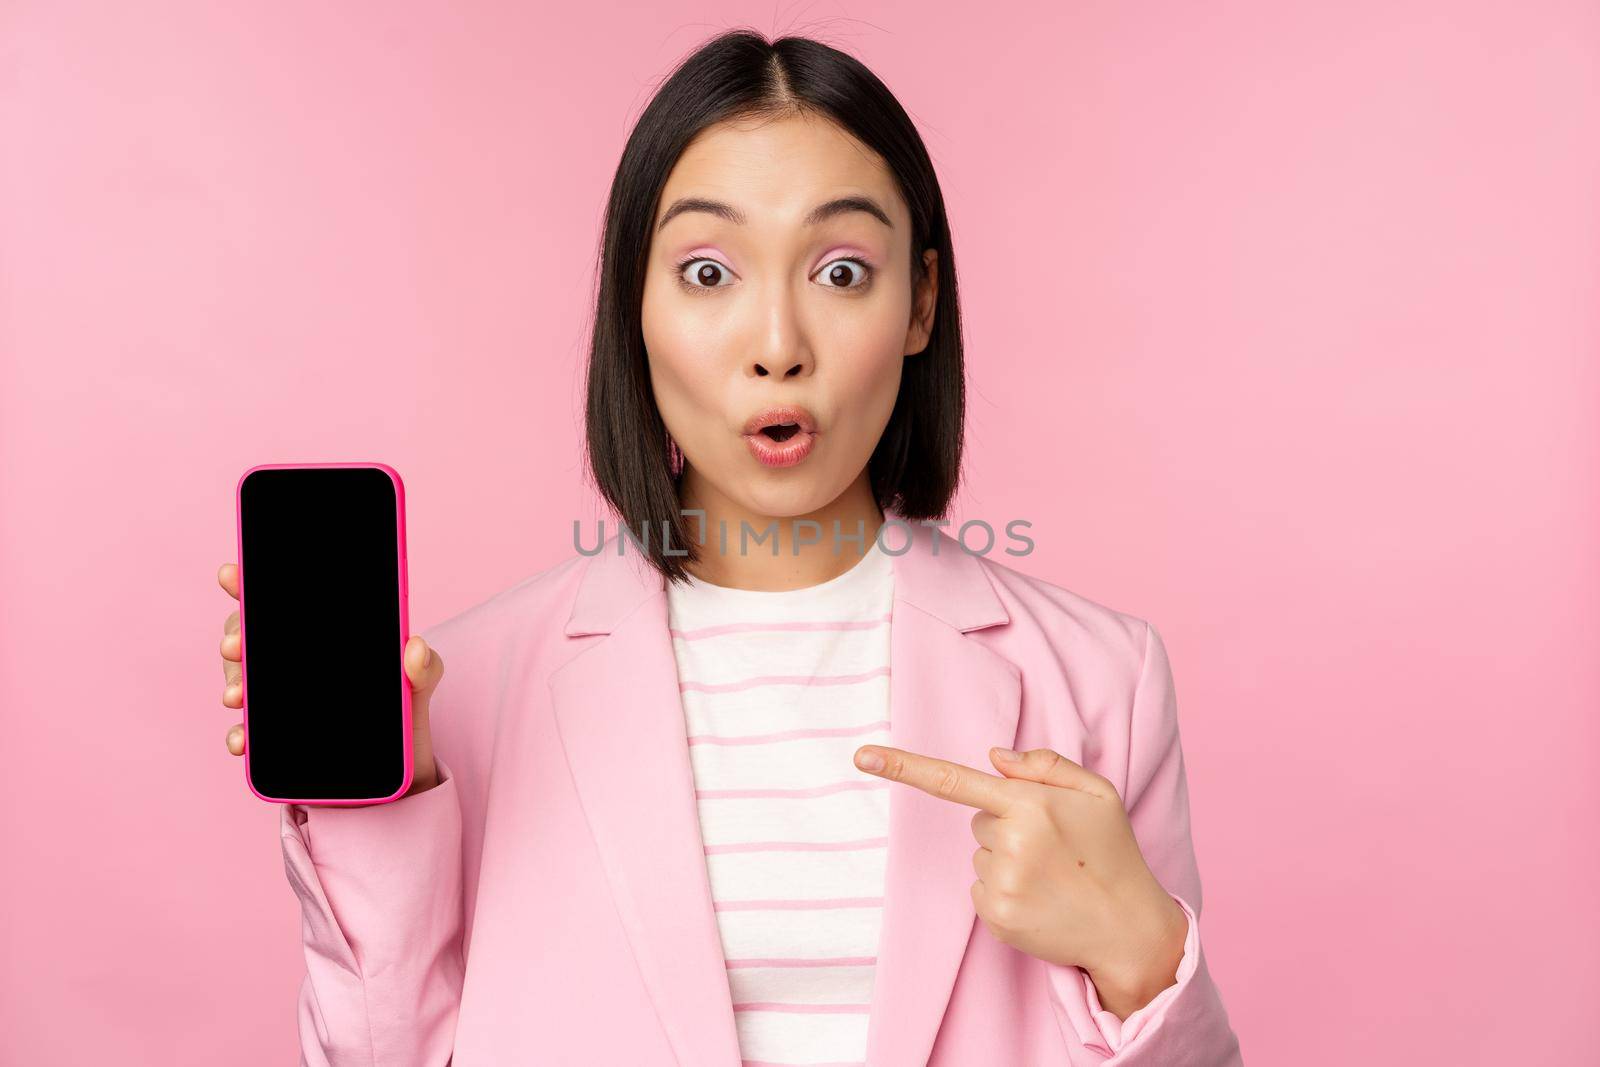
[583,28,965,584]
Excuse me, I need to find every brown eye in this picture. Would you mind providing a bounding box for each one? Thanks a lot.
[816,258,871,289]
[678,258,734,291]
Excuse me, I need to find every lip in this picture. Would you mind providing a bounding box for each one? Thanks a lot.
[742,405,818,436]
[742,404,818,469]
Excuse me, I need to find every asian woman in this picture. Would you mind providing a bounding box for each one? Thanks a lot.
[217,28,1242,1066]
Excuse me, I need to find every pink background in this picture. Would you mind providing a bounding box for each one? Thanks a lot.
[2,2,1596,1063]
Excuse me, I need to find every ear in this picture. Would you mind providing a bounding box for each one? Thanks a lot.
[904,248,939,356]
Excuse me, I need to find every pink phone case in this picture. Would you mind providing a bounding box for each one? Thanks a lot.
[234,461,413,806]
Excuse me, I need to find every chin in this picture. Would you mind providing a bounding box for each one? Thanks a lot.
[741,489,823,520]
[735,479,837,522]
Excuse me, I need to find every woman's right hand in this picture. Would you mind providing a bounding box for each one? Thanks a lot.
[217,562,445,799]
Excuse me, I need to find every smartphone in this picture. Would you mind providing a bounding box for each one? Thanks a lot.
[235,462,412,805]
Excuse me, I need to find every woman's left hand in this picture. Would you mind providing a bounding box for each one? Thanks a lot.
[852,743,1190,1017]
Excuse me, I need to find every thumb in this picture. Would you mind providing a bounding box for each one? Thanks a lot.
[404,635,444,707]
[988,746,1098,791]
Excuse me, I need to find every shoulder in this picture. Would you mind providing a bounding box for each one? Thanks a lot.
[964,552,1189,793]
[969,548,1156,683]
[409,550,595,782]
[416,549,592,673]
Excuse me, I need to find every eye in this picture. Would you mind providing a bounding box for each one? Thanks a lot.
[675,257,736,293]
[815,257,873,290]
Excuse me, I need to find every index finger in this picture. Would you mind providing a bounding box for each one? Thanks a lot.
[854,745,1015,814]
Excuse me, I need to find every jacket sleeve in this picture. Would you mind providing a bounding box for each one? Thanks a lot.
[1045,622,1244,1065]
[279,756,466,1066]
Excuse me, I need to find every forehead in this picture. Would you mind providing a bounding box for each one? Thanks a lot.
[655,111,907,229]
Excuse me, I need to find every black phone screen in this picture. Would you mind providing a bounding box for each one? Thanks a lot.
[238,466,408,802]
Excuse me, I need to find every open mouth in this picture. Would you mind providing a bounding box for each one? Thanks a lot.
[759,423,803,442]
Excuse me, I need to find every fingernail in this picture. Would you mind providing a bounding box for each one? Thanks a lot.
[993,747,1022,762]
[856,749,884,772]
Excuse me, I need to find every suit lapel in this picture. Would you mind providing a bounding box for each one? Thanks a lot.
[547,515,1020,1067]
[864,525,1022,1067]
[549,543,743,1067]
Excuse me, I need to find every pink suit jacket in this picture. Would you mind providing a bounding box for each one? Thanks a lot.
[279,514,1243,1065]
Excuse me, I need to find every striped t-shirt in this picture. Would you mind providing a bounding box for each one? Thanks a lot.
[665,536,895,1067]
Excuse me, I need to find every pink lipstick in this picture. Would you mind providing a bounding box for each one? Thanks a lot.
[743,405,818,469]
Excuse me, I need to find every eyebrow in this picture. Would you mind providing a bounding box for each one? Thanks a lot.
[655,195,893,234]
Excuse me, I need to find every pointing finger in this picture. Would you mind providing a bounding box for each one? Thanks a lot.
[854,744,1016,815]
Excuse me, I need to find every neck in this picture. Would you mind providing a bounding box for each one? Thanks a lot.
[675,469,884,592]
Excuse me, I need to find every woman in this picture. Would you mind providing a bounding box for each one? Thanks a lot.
[217,29,1242,1066]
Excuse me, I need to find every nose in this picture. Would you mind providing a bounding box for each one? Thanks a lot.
[752,354,809,378]
[749,288,814,379]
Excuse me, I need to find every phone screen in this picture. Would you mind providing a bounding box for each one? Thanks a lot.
[237,465,409,803]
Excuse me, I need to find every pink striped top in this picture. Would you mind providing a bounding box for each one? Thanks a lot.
[665,537,895,1067]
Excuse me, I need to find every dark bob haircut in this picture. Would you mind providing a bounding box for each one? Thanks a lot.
[584,28,965,585]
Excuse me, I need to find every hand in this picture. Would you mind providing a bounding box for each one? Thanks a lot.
[852,743,1189,1017]
[216,562,446,800]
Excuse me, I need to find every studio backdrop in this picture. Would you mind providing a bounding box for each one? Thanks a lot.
[0,2,1595,1064]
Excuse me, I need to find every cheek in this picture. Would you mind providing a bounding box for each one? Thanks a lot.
[645,349,719,449]
[827,311,908,417]
[640,285,714,429]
